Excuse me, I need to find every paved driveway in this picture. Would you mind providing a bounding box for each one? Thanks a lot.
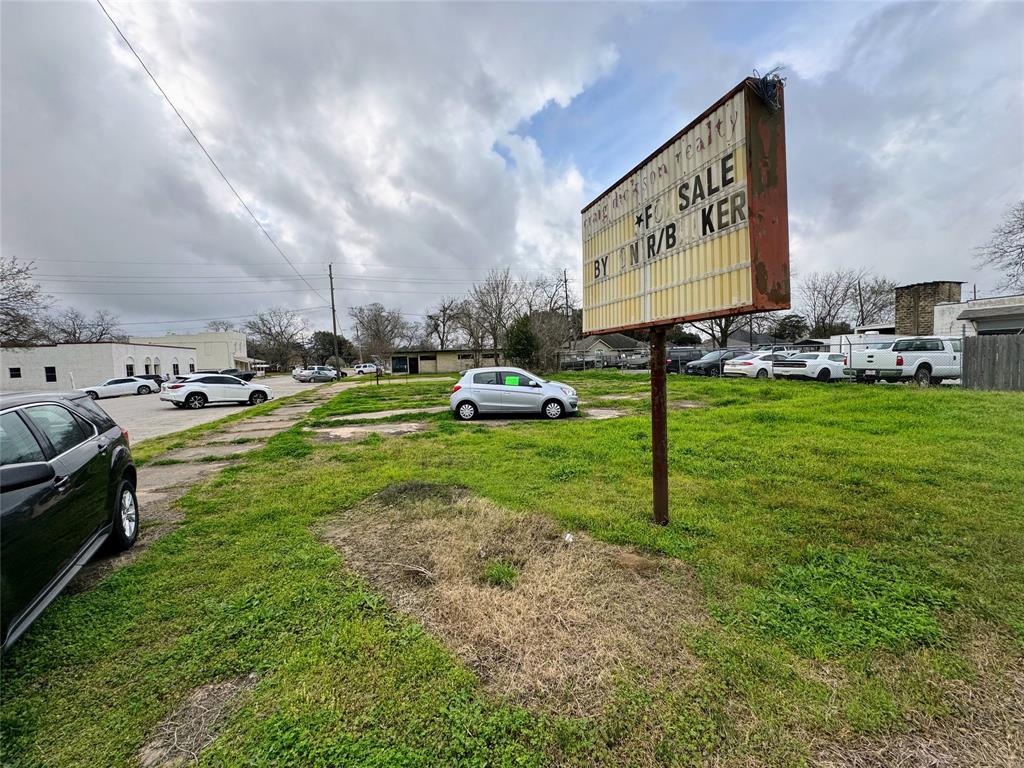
[95,376,322,442]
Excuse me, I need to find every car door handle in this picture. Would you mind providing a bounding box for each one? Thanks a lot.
[97,439,109,453]
[53,475,71,493]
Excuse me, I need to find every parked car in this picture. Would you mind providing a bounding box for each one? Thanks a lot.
[845,336,961,385]
[79,376,157,399]
[218,368,257,382]
[684,349,745,376]
[722,351,794,379]
[354,362,380,375]
[1,392,138,651]
[134,374,168,387]
[772,352,849,382]
[666,348,704,374]
[294,366,345,382]
[450,367,578,421]
[160,374,274,409]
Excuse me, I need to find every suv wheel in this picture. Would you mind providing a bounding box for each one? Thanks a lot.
[249,391,268,405]
[185,392,207,409]
[106,479,139,552]
[543,400,564,419]
[137,385,151,395]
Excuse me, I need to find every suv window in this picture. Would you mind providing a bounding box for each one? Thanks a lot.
[473,371,499,385]
[73,397,116,430]
[23,404,93,455]
[951,339,961,353]
[0,412,45,465]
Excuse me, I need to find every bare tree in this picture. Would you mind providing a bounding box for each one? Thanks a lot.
[424,297,459,349]
[0,255,50,345]
[975,200,1024,291]
[851,272,896,326]
[347,303,412,362]
[798,269,858,336]
[470,268,523,362]
[454,299,488,365]
[206,320,236,332]
[44,308,125,343]
[244,308,308,369]
[688,316,743,348]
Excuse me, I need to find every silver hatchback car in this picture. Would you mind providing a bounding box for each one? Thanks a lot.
[450,367,578,420]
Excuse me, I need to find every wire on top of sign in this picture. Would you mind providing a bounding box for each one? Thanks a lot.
[752,67,786,113]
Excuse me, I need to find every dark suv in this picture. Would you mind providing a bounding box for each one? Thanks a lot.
[666,348,703,374]
[1,392,139,651]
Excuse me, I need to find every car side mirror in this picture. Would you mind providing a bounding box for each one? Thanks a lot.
[530,381,542,387]
[1,462,55,491]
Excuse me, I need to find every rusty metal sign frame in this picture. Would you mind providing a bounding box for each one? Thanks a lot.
[580,77,790,336]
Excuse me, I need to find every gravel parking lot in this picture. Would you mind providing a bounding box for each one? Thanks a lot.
[94,376,322,442]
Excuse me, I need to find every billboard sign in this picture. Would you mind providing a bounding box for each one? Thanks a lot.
[581,77,790,335]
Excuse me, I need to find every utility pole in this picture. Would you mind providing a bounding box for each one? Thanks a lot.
[328,263,340,370]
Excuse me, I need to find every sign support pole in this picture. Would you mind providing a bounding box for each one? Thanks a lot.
[650,326,669,526]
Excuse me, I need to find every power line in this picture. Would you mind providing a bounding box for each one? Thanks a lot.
[94,0,330,305]
[29,256,573,275]
[34,273,578,286]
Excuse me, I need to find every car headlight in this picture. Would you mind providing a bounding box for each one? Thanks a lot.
[560,386,575,397]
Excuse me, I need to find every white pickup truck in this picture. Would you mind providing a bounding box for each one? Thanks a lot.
[845,336,962,386]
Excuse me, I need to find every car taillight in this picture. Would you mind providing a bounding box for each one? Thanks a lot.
[896,355,904,366]
[168,383,184,389]
[738,361,753,366]
[121,428,129,444]
[452,384,461,393]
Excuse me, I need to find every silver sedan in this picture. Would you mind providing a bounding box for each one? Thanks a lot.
[450,367,578,420]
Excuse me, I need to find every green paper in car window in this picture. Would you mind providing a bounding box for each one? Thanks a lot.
[504,375,519,386]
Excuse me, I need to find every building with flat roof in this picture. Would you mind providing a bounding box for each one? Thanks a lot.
[390,348,500,374]
[933,293,1024,337]
[895,281,963,336]
[1,341,197,392]
[129,331,253,371]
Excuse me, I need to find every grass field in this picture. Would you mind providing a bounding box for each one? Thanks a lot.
[2,373,1021,766]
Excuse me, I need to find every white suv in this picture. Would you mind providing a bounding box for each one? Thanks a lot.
[161,374,274,409]
[353,362,380,375]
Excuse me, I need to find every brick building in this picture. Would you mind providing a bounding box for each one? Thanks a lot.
[895,281,963,336]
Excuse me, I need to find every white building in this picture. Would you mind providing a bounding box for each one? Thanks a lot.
[129,331,254,371]
[1,341,197,392]
[933,294,1024,337]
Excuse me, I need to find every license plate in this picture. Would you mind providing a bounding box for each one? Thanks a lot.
[866,369,877,376]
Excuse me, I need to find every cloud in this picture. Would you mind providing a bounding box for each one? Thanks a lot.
[2,0,1021,339]
[1,1,618,333]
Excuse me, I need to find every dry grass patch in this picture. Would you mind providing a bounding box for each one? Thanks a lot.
[320,482,708,717]
[137,674,259,767]
[814,634,1024,768]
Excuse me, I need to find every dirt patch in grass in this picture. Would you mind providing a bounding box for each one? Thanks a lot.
[137,674,259,767]
[311,422,429,441]
[582,408,626,420]
[669,400,706,410]
[320,483,707,717]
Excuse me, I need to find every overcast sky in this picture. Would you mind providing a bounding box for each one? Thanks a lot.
[2,1,1022,337]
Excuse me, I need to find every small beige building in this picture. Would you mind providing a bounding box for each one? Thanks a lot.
[390,348,501,374]
[129,331,254,371]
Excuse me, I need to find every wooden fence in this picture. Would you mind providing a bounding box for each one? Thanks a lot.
[962,335,1024,391]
